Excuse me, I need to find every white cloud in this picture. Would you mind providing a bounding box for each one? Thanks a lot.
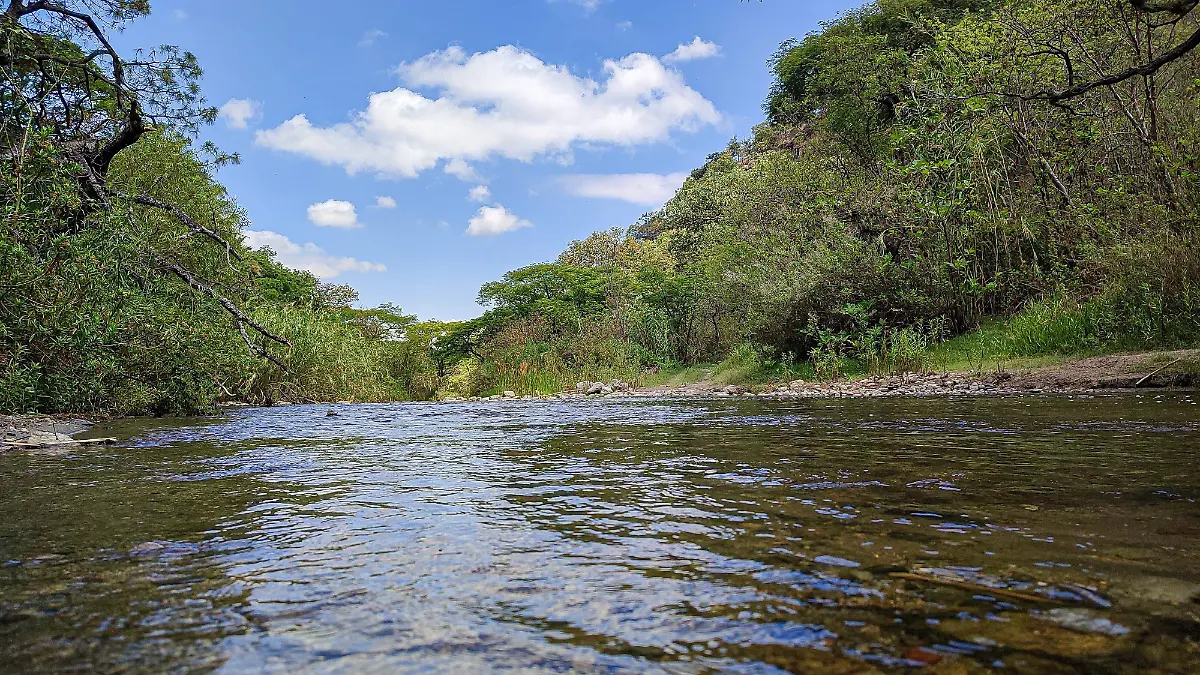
[467,185,492,202]
[560,172,689,206]
[171,9,187,20]
[466,205,531,236]
[307,200,361,229]
[444,158,479,181]
[359,29,387,47]
[256,45,719,178]
[663,37,721,63]
[218,98,261,130]
[617,20,633,31]
[245,230,385,279]
[375,196,397,209]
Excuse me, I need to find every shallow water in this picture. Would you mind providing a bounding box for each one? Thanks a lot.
[2,395,1199,673]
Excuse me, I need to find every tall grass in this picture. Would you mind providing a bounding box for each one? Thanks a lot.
[248,307,404,403]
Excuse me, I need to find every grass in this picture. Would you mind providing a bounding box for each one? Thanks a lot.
[641,345,817,389]
[641,364,714,388]
[1139,352,1200,375]
[924,320,1074,374]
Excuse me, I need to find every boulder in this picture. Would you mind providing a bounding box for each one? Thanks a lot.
[601,385,614,395]
[502,391,517,398]
[586,382,605,395]
[723,385,743,395]
[576,381,590,392]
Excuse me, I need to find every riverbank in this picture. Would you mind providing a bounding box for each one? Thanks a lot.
[4,350,1196,441]
[442,348,1200,402]
[1,415,95,450]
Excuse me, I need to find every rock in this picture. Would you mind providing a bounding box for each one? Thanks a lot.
[1041,608,1129,636]
[902,647,942,666]
[275,401,293,406]
[789,379,806,389]
[601,385,614,395]
[723,385,743,395]
[336,400,352,405]
[586,382,605,395]
[502,391,517,398]
[576,381,590,392]
[129,541,166,556]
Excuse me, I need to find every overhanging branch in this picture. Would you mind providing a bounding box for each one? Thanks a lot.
[155,254,292,372]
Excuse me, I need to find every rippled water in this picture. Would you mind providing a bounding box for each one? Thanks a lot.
[2,395,1200,673]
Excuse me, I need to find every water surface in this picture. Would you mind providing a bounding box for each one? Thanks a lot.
[2,395,1199,673]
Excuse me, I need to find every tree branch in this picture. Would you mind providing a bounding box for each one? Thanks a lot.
[128,193,242,266]
[154,254,292,371]
[1037,24,1200,102]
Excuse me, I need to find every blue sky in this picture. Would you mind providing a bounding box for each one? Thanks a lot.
[126,0,858,320]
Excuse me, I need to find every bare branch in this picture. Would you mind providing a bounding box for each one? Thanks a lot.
[154,254,292,371]
[127,193,242,265]
[1037,24,1200,102]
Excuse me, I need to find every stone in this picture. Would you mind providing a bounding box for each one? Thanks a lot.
[502,391,517,398]
[586,382,605,395]
[576,381,590,392]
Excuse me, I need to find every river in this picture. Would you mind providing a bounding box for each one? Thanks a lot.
[2,395,1198,673]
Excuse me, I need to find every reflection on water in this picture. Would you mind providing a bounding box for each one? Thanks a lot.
[2,395,1199,673]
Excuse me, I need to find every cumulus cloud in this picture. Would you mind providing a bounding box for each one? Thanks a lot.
[466,205,531,236]
[307,200,361,229]
[359,29,387,47]
[663,37,721,63]
[560,172,689,206]
[375,196,397,208]
[256,45,719,178]
[245,230,385,279]
[444,158,479,181]
[218,98,261,129]
[467,185,492,202]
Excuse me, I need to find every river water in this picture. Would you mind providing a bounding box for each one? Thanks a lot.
[2,395,1199,673]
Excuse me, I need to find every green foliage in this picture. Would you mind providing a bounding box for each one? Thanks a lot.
[464,0,1198,387]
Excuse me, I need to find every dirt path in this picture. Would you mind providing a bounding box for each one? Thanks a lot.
[1007,349,1199,390]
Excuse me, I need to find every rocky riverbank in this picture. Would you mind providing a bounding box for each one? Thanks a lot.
[1,415,94,450]
[435,372,1058,403]
[435,350,1199,403]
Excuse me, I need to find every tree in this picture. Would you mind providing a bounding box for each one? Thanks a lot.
[1,0,289,368]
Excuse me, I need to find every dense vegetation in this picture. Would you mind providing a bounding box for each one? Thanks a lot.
[0,0,463,414]
[447,0,1200,391]
[3,0,1198,414]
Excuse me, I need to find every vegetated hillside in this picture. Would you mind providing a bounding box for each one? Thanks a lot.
[443,0,1200,393]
